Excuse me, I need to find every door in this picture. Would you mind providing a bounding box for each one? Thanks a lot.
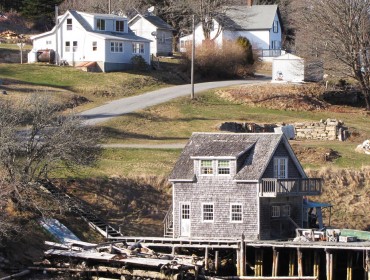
[180,203,190,237]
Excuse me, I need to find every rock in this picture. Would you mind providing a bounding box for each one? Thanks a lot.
[355,140,370,155]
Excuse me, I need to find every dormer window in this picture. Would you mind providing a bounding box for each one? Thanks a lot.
[217,160,230,175]
[67,18,72,30]
[200,160,213,175]
[116,20,124,32]
[97,19,105,31]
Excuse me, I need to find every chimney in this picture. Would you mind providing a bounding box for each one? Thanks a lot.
[247,0,253,7]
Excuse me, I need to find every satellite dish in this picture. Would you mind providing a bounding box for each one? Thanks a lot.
[148,6,155,13]
[151,31,157,37]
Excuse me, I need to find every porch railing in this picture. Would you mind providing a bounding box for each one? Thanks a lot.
[260,178,322,197]
[163,205,173,237]
[255,49,285,58]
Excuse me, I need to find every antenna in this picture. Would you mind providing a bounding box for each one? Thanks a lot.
[148,6,155,13]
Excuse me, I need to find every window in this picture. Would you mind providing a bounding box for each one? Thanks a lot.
[116,20,124,32]
[202,203,214,222]
[273,157,288,178]
[230,204,243,222]
[200,160,213,175]
[217,160,230,175]
[97,19,106,30]
[72,41,78,52]
[67,18,72,30]
[65,41,70,52]
[282,205,291,217]
[132,43,144,54]
[46,40,52,45]
[92,41,97,51]
[273,20,279,33]
[111,41,123,52]
[271,205,280,217]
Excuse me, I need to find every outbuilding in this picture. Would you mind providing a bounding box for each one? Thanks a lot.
[272,53,304,83]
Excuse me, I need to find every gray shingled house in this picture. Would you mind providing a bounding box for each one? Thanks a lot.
[166,133,322,240]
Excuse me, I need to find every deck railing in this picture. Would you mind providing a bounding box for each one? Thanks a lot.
[163,205,173,237]
[260,178,322,197]
[255,49,285,58]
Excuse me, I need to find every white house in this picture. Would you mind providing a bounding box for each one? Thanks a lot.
[129,13,174,56]
[29,10,151,72]
[179,3,283,60]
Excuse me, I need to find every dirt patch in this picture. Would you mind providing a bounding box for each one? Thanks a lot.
[217,84,329,111]
[291,144,341,165]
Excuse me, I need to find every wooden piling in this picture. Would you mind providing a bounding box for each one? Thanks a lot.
[272,247,279,277]
[297,248,303,277]
[313,250,320,279]
[305,250,312,276]
[255,249,263,277]
[205,247,209,271]
[366,250,370,280]
[325,250,333,280]
[215,251,220,274]
[346,251,353,280]
[289,249,296,276]
[240,238,246,276]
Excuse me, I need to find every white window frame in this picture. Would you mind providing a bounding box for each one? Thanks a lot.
[65,41,70,52]
[230,203,243,223]
[200,160,213,175]
[97,19,106,31]
[217,160,230,175]
[67,18,72,30]
[72,41,78,52]
[132,42,144,54]
[273,157,288,179]
[202,203,214,223]
[116,20,124,32]
[271,205,281,218]
[111,41,123,53]
[92,41,97,51]
[273,20,279,33]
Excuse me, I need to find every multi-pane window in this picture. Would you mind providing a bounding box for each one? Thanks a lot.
[271,205,281,217]
[230,204,243,222]
[116,20,124,32]
[65,41,70,52]
[46,40,52,45]
[132,43,144,54]
[202,203,214,222]
[92,41,97,51]
[97,19,106,30]
[72,41,78,52]
[282,205,291,217]
[67,18,72,30]
[273,20,279,33]
[200,160,213,175]
[182,204,190,219]
[218,160,230,175]
[111,41,123,53]
[273,157,288,178]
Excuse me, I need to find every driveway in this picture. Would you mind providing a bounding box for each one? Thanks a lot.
[80,78,269,125]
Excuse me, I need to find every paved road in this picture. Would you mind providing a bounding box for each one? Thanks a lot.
[80,78,269,125]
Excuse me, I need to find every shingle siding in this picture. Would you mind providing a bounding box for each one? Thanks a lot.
[173,180,259,239]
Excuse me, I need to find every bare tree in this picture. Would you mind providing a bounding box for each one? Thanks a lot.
[293,0,370,110]
[0,95,101,237]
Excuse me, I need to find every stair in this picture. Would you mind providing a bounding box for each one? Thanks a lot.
[163,206,173,237]
[41,180,123,239]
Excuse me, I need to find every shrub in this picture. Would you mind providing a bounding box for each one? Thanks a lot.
[236,36,255,65]
[182,39,255,80]
[131,55,149,71]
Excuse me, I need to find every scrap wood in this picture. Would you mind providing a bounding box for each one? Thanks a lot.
[0,270,30,280]
[45,241,84,251]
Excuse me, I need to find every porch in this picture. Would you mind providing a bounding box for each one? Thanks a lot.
[259,178,322,197]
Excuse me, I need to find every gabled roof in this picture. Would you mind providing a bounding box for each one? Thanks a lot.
[129,13,174,31]
[169,132,306,182]
[219,5,280,31]
[31,10,150,42]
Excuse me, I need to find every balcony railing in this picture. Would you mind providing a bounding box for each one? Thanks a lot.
[255,49,285,58]
[260,178,322,197]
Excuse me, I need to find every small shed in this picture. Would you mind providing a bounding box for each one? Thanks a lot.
[272,53,304,83]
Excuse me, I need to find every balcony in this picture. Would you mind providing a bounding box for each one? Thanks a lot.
[259,178,322,197]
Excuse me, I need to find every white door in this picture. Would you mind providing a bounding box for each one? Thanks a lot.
[180,203,190,237]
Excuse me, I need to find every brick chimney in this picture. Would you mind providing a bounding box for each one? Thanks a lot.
[247,0,254,7]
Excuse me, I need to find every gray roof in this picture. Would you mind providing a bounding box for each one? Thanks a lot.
[142,14,174,30]
[169,132,286,181]
[69,10,150,42]
[220,5,279,31]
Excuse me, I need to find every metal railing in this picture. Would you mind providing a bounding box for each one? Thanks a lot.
[255,49,284,58]
[260,178,322,197]
[163,205,173,237]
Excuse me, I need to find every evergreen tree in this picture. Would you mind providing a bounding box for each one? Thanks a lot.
[21,0,63,30]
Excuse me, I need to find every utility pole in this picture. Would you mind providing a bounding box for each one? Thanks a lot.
[108,0,111,14]
[191,15,195,100]
[55,5,59,65]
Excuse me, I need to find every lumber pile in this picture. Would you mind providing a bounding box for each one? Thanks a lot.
[30,239,204,279]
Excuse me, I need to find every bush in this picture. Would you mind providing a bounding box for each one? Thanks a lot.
[182,39,255,80]
[236,36,255,65]
[131,55,149,71]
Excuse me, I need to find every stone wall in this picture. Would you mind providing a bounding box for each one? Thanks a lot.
[294,119,348,141]
[218,119,348,141]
